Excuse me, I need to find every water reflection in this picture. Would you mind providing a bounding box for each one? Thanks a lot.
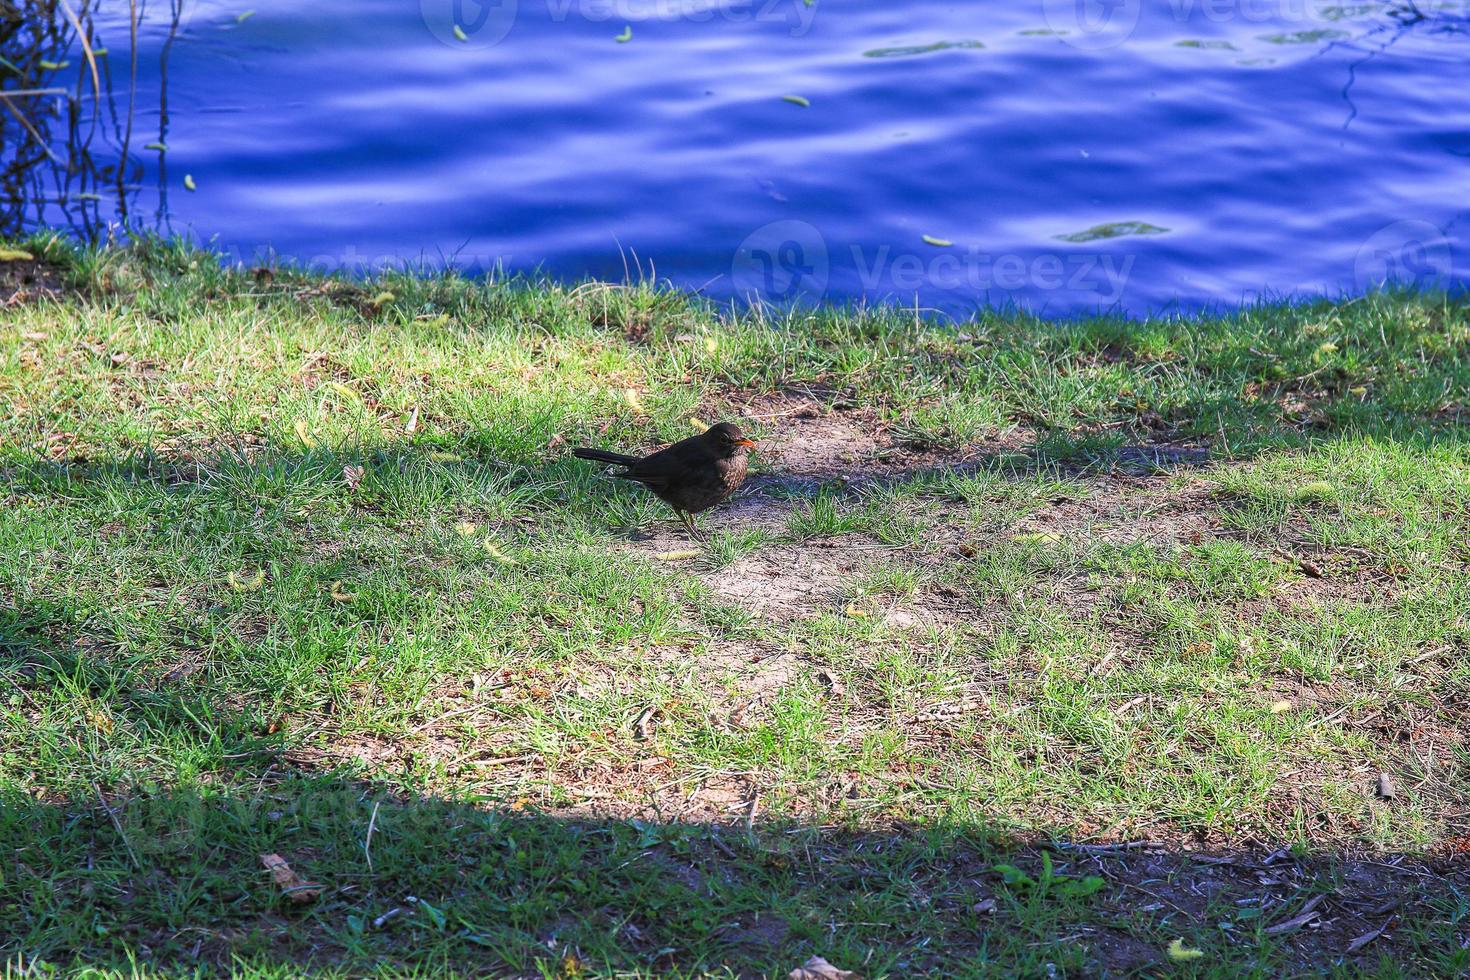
[0,0,177,240]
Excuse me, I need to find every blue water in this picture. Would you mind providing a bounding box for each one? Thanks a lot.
[5,0,1469,315]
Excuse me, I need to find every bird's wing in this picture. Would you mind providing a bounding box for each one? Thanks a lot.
[626,439,707,488]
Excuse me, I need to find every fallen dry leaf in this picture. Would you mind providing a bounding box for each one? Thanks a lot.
[483,538,519,565]
[1270,700,1293,714]
[1011,531,1062,544]
[329,580,355,603]
[342,464,365,489]
[789,956,859,980]
[632,705,659,741]
[816,668,846,697]
[1166,938,1205,962]
[656,550,700,561]
[260,852,323,904]
[228,569,265,592]
[404,406,419,434]
[293,418,317,448]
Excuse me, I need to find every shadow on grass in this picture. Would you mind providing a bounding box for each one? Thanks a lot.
[2,607,1468,977]
[2,776,1468,977]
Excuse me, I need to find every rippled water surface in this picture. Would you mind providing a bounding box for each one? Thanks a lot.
[4,0,1469,314]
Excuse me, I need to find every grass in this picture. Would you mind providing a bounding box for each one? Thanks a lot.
[0,233,1468,977]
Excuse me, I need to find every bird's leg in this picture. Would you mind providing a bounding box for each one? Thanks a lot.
[678,510,702,542]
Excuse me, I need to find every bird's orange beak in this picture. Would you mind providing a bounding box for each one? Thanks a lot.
[735,438,758,448]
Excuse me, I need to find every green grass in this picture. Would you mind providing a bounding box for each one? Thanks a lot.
[1,234,1468,977]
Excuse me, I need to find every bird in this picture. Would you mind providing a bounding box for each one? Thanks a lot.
[573,422,757,538]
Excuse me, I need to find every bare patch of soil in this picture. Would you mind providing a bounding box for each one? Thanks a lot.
[718,390,1030,492]
[0,255,69,305]
[701,539,880,621]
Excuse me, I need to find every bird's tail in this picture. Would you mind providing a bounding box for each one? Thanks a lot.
[573,447,639,466]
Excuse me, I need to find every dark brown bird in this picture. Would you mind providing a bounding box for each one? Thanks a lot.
[574,422,757,538]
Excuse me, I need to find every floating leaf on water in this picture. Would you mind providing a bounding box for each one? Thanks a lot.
[863,40,984,58]
[656,550,700,561]
[922,234,953,247]
[236,9,255,22]
[781,95,811,107]
[1175,39,1239,50]
[623,388,646,413]
[1054,221,1168,243]
[39,60,71,70]
[615,25,632,42]
[1259,28,1349,44]
[453,24,469,42]
[91,47,109,56]
[228,569,265,592]
[144,141,167,151]
[76,192,103,201]
[183,174,197,192]
[0,249,34,262]
[483,539,519,565]
[293,417,317,447]
[1018,28,1064,36]
[1166,939,1205,962]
